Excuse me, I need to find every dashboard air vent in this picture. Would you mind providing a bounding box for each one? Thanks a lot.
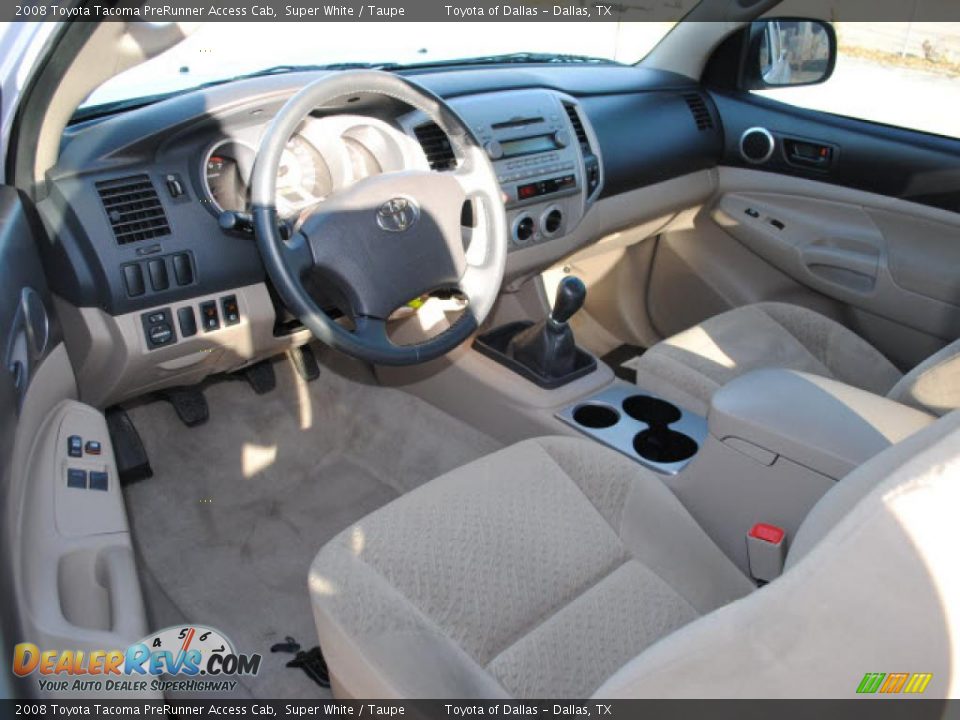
[740,127,776,164]
[563,103,590,149]
[414,122,456,171]
[96,175,170,245]
[683,93,715,131]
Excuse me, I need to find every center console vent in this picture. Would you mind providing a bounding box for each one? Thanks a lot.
[563,103,591,152]
[682,93,715,131]
[413,122,456,171]
[96,174,170,245]
[564,102,601,197]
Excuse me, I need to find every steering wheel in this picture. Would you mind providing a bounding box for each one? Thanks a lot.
[251,71,508,365]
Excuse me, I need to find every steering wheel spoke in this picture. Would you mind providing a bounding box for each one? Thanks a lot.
[453,158,490,199]
[352,315,391,348]
[282,230,316,278]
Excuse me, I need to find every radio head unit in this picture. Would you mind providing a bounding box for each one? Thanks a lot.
[405,88,603,252]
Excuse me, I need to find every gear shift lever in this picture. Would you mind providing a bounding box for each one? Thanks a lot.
[508,276,587,380]
[550,276,586,325]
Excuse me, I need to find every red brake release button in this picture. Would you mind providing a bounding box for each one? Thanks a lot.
[749,523,785,544]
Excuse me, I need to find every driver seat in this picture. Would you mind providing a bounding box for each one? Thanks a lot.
[309,416,960,698]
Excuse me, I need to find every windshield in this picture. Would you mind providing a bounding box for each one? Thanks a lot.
[82,21,678,109]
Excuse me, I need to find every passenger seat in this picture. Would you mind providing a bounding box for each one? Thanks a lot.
[632,302,960,416]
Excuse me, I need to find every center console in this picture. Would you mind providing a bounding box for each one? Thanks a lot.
[669,369,936,574]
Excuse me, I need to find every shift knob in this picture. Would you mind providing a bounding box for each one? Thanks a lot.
[550,276,586,325]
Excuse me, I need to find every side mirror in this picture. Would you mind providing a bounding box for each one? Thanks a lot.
[741,19,837,90]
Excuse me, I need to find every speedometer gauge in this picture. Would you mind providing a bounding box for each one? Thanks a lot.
[202,135,332,221]
[276,136,333,218]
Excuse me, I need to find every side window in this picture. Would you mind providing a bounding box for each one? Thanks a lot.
[754,22,960,139]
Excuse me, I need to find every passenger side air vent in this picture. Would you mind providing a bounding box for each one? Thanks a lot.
[96,175,170,245]
[563,103,590,150]
[413,122,456,171]
[682,93,715,131]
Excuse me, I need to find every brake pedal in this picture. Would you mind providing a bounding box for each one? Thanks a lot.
[243,359,277,394]
[105,407,153,485]
[161,386,209,427]
[290,345,320,382]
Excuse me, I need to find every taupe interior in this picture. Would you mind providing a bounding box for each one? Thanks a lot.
[2,7,959,703]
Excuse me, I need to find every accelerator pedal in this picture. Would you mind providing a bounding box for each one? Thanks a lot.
[105,407,153,485]
[290,345,320,382]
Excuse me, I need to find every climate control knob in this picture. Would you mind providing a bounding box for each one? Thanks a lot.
[484,140,503,160]
[542,207,563,236]
[553,129,571,148]
[514,215,535,244]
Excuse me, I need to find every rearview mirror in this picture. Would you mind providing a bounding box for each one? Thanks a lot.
[742,19,837,89]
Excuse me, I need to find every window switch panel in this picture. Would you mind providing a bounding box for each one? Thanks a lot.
[89,471,109,491]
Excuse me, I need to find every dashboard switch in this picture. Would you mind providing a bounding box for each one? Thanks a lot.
[173,253,194,286]
[142,308,177,350]
[178,306,198,337]
[165,174,185,198]
[221,295,240,326]
[148,259,169,291]
[67,468,87,489]
[84,440,102,456]
[149,323,174,346]
[200,301,220,332]
[122,264,145,297]
[68,435,83,458]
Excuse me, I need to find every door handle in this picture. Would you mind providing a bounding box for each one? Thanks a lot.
[783,137,836,170]
[95,546,148,640]
[801,245,878,278]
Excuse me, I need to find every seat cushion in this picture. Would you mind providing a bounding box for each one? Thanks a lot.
[309,436,753,698]
[888,337,960,416]
[633,302,903,414]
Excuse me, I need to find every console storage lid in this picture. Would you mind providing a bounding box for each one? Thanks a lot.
[709,369,935,479]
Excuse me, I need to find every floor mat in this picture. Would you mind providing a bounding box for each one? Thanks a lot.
[122,347,500,698]
[600,344,646,383]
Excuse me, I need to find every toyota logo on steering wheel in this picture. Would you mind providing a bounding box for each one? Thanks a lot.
[376,197,420,232]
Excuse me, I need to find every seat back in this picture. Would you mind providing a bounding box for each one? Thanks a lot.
[595,411,960,698]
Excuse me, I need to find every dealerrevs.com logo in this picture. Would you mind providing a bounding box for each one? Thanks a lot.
[12,625,261,694]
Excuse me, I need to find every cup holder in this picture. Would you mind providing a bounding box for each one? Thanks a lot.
[633,428,698,464]
[572,403,620,429]
[622,395,682,426]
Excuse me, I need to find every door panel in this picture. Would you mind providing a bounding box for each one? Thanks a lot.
[711,188,960,341]
[712,91,960,213]
[645,87,960,372]
[0,186,153,699]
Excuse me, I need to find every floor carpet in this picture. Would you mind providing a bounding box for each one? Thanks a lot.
[122,347,500,698]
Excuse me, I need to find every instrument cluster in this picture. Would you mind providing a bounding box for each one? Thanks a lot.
[201,115,419,222]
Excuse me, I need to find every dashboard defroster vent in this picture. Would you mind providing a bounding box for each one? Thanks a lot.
[563,103,590,150]
[96,174,170,245]
[682,93,715,131]
[414,122,456,171]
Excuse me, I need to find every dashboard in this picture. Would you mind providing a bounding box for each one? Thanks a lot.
[39,64,722,406]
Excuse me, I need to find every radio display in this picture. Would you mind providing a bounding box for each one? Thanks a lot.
[500,134,558,158]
